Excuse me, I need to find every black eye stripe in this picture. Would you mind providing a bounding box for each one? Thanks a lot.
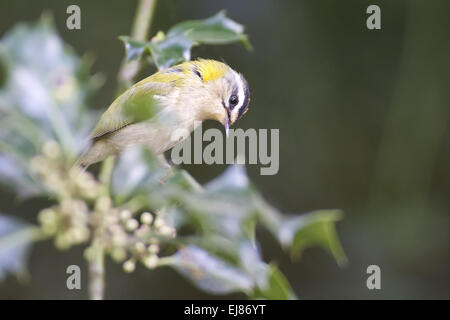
[193,67,203,81]
[237,76,250,121]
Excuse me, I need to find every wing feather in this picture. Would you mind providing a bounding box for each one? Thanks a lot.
[90,71,184,139]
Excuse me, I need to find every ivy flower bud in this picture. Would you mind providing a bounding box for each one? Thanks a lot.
[140,212,153,225]
[158,225,175,237]
[148,243,160,254]
[125,218,139,231]
[143,255,159,269]
[134,241,146,253]
[123,260,136,273]
[153,217,164,229]
[120,209,132,221]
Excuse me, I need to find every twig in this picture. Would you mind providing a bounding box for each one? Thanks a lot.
[87,156,114,300]
[118,0,158,89]
[131,0,157,42]
[87,237,105,300]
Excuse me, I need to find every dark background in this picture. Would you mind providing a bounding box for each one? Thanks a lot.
[1,0,450,299]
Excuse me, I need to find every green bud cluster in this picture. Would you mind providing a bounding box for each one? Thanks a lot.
[31,141,176,272]
[118,210,176,273]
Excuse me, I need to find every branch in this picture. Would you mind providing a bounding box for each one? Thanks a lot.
[87,156,115,300]
[118,0,158,89]
[131,0,157,42]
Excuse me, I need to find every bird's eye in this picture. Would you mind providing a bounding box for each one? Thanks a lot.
[229,95,239,108]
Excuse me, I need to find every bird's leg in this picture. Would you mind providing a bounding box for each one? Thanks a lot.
[157,154,174,184]
[157,154,171,168]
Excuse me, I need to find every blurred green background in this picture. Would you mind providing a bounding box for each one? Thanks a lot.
[1,0,450,299]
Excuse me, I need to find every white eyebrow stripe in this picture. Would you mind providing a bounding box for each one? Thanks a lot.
[233,71,245,111]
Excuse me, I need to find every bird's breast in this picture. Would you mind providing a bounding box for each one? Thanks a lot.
[107,106,200,155]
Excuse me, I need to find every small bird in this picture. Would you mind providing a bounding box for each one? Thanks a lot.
[77,59,250,168]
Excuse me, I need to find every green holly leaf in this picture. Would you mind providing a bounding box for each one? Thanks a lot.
[238,242,296,299]
[121,11,251,69]
[111,146,166,204]
[0,15,101,154]
[0,214,40,281]
[278,210,348,266]
[0,15,101,197]
[119,36,149,62]
[253,264,297,300]
[169,245,253,295]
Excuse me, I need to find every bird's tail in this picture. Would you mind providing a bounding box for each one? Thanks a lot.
[72,138,114,171]
[71,151,90,172]
[71,137,95,171]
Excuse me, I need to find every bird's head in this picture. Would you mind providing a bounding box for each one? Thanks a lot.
[179,59,251,135]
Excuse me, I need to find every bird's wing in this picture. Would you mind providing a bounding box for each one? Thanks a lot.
[90,72,183,140]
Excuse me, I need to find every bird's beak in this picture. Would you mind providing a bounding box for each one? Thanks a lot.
[224,116,230,137]
[222,103,231,137]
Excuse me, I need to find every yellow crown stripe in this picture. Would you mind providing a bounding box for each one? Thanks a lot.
[192,59,227,82]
